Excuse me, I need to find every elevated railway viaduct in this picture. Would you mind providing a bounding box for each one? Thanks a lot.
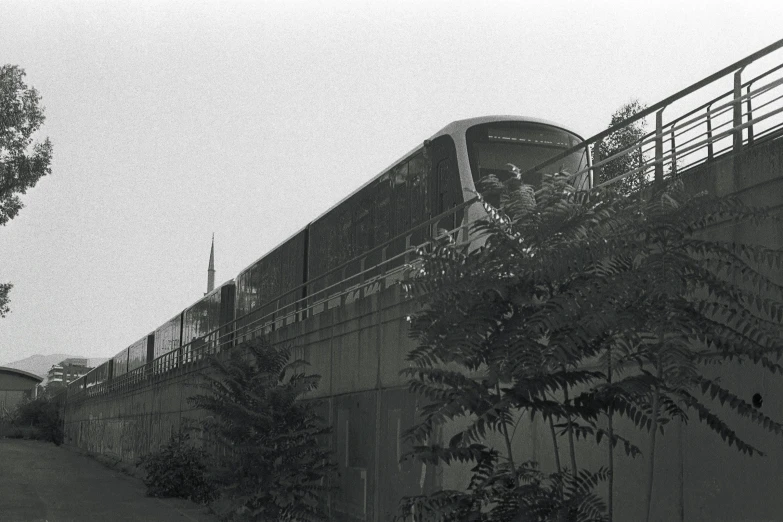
[64,40,783,521]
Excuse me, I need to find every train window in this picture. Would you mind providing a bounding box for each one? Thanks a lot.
[408,153,429,228]
[339,207,353,263]
[436,159,449,214]
[391,162,409,236]
[183,291,222,358]
[436,158,455,231]
[354,190,373,255]
[113,348,129,377]
[466,122,588,190]
[128,338,147,372]
[375,176,391,246]
[154,315,181,359]
[392,163,407,187]
[249,267,260,309]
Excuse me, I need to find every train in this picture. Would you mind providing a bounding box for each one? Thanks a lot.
[70,115,589,394]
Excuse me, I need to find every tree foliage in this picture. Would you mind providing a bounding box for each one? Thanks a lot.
[593,100,647,194]
[0,282,10,318]
[188,338,335,522]
[1,64,53,316]
[1,64,52,227]
[398,170,783,520]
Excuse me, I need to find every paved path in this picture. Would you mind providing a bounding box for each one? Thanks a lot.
[0,439,217,522]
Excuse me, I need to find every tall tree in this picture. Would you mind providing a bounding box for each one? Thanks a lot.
[1,64,53,315]
[593,100,647,193]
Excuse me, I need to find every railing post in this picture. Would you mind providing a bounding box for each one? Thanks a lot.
[670,131,677,176]
[655,109,664,184]
[637,143,644,184]
[746,83,754,146]
[592,139,602,186]
[733,69,744,152]
[706,103,714,161]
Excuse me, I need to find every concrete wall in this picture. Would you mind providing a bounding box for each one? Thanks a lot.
[64,283,436,521]
[63,363,206,461]
[64,137,783,521]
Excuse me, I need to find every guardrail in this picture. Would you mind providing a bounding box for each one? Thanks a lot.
[524,38,783,189]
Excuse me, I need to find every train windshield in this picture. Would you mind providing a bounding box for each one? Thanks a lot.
[466,122,589,190]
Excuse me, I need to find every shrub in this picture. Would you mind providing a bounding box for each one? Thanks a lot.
[188,338,335,521]
[13,396,63,444]
[137,431,216,504]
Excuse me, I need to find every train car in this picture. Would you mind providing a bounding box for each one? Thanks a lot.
[181,280,236,363]
[234,232,307,341]
[153,312,183,373]
[235,116,588,325]
[127,335,151,373]
[84,360,110,389]
[112,346,130,378]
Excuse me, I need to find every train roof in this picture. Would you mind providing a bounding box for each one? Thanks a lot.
[430,115,582,140]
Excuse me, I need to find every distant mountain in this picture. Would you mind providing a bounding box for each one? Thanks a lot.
[1,354,108,379]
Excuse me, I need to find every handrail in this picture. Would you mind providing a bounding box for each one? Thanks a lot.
[522,38,783,180]
[548,65,783,190]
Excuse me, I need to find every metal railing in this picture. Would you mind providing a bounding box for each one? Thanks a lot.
[67,199,477,399]
[524,38,783,189]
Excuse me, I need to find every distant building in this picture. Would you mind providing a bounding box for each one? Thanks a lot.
[47,359,91,386]
[207,234,215,294]
[0,367,43,417]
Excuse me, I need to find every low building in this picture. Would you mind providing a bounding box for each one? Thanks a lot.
[0,367,43,418]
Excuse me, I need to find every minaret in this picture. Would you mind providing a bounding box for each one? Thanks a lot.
[207,234,215,294]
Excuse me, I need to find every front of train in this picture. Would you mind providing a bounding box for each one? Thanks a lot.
[447,116,590,244]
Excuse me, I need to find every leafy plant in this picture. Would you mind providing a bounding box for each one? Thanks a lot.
[137,431,216,503]
[1,64,53,227]
[13,395,63,444]
[188,338,335,522]
[399,170,783,521]
[398,458,609,522]
[0,282,10,318]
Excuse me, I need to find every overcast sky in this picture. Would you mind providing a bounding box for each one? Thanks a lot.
[1,1,781,365]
